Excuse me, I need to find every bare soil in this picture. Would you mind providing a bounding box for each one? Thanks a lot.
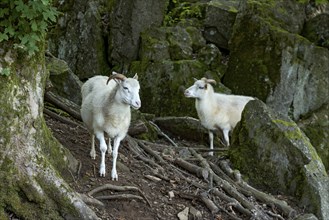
[45,114,301,220]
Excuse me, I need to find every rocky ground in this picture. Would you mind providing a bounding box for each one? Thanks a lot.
[45,112,303,220]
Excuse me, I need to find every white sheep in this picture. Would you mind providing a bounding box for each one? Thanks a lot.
[80,72,141,180]
[184,77,254,155]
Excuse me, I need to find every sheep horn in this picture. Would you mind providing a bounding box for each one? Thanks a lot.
[107,73,127,85]
[201,77,216,85]
[206,79,217,85]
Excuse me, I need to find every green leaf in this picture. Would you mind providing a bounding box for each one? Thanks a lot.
[14,0,27,12]
[5,25,15,36]
[19,34,29,45]
[0,67,11,76]
[0,0,58,56]
[0,33,9,42]
[0,8,9,17]
[31,20,38,31]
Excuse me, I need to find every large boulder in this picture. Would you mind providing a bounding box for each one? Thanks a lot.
[230,100,329,220]
[203,0,239,50]
[223,0,329,120]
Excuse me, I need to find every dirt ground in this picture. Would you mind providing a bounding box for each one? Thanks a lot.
[45,114,301,220]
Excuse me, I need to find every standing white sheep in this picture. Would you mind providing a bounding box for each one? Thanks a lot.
[184,77,254,155]
[81,72,141,180]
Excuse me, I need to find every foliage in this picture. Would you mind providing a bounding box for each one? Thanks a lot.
[164,1,204,26]
[0,67,11,76]
[0,0,59,56]
[297,0,328,4]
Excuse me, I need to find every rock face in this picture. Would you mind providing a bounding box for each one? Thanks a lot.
[223,0,329,121]
[48,0,109,79]
[108,0,168,72]
[230,100,329,220]
[203,0,239,50]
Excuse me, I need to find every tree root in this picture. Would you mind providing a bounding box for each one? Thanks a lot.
[79,194,104,207]
[88,183,151,207]
[95,194,146,202]
[149,121,177,147]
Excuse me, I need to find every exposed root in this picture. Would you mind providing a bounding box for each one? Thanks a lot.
[79,194,104,207]
[88,183,151,207]
[95,194,146,202]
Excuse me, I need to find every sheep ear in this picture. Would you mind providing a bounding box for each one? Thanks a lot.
[133,73,138,80]
[193,78,198,82]
[112,71,119,75]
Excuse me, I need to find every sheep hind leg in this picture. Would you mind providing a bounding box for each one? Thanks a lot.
[95,132,107,177]
[90,134,96,159]
[208,131,214,156]
[111,137,122,181]
[223,128,230,147]
[107,137,112,156]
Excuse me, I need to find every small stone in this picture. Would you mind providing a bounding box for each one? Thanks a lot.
[168,191,175,199]
[190,206,202,219]
[177,207,189,220]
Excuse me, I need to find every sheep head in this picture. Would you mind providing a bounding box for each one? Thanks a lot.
[184,77,216,99]
[107,72,141,110]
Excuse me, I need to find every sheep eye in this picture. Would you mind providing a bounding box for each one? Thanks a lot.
[123,87,128,90]
[198,86,205,89]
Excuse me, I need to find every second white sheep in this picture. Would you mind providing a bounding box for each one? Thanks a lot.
[184,77,254,155]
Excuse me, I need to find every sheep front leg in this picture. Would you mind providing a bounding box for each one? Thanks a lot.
[111,137,122,181]
[209,131,214,156]
[95,132,107,177]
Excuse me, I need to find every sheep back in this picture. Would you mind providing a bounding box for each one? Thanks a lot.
[196,93,254,131]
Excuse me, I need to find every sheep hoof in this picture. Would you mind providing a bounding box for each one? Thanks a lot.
[90,151,96,160]
[111,170,118,181]
[208,152,214,156]
[99,166,106,177]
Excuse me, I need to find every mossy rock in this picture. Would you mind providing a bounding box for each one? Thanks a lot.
[224,0,329,120]
[204,0,239,49]
[230,100,329,220]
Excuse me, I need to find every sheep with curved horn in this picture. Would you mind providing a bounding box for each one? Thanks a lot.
[81,71,141,180]
[184,77,254,155]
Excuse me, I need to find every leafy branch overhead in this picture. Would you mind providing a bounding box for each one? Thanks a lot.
[0,0,59,56]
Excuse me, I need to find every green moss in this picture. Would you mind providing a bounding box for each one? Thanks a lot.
[164,2,206,26]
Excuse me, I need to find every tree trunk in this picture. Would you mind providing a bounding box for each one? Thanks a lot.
[0,46,99,219]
